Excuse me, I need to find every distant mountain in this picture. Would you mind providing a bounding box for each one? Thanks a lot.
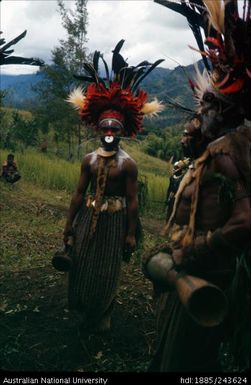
[0,72,44,108]
[141,64,198,128]
[1,62,201,126]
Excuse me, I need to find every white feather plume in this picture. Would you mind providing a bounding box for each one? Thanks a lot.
[203,0,225,35]
[66,87,86,110]
[193,63,212,105]
[141,98,165,117]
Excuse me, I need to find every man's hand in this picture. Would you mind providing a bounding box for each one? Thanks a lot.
[123,235,136,262]
[125,234,136,253]
[171,232,214,269]
[172,248,184,266]
[63,223,74,245]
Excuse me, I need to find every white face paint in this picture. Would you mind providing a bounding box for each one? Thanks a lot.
[104,136,114,143]
[117,148,130,169]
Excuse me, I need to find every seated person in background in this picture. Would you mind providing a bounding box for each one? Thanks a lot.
[1,154,21,184]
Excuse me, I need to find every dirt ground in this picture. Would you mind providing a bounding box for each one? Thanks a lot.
[0,181,248,376]
[0,182,164,372]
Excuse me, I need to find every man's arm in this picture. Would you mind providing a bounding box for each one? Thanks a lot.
[174,154,251,268]
[125,159,139,252]
[63,155,91,244]
[207,154,251,256]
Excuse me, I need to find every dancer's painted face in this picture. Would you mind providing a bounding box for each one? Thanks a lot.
[199,92,224,139]
[98,120,124,150]
[181,116,204,159]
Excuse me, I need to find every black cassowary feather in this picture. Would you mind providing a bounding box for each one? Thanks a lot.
[132,59,165,91]
[112,39,125,55]
[100,54,110,84]
[125,67,146,90]
[136,60,152,67]
[3,49,14,56]
[73,39,164,95]
[82,62,100,84]
[73,74,94,82]
[0,30,44,66]
[154,0,210,70]
[1,56,43,66]
[0,30,27,53]
[112,39,128,77]
[120,66,137,89]
[92,50,100,73]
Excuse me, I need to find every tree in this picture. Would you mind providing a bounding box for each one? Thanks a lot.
[57,0,88,74]
[11,112,39,148]
[33,0,89,158]
[143,125,183,161]
[0,110,39,150]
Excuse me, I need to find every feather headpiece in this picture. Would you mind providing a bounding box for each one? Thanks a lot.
[154,0,251,120]
[67,40,165,136]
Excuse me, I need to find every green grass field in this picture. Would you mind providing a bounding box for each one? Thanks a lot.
[0,145,170,215]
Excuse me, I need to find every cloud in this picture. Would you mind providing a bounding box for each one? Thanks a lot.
[1,0,201,75]
[25,1,59,20]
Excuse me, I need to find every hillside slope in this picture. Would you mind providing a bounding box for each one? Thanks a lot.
[1,62,202,126]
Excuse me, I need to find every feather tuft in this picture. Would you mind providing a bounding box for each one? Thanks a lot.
[141,98,165,117]
[66,87,86,110]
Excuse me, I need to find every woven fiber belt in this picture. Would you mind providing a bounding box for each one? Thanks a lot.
[86,195,126,213]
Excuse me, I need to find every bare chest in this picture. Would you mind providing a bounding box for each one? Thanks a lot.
[175,174,232,230]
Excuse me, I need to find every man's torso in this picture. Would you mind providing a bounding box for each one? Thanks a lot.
[88,148,134,196]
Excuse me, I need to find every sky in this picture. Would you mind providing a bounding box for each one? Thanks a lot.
[0,0,201,75]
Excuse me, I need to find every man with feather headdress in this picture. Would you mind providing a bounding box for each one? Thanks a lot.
[63,40,164,332]
[142,0,251,372]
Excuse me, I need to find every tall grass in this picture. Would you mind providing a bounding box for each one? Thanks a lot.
[122,141,169,176]
[144,172,168,203]
[0,149,79,192]
[0,148,170,210]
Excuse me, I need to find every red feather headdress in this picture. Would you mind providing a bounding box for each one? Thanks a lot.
[154,0,251,120]
[67,40,165,137]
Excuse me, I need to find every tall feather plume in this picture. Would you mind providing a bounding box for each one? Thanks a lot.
[203,0,225,34]
[112,39,128,80]
[120,66,136,89]
[193,62,211,104]
[125,67,145,89]
[92,50,100,73]
[100,54,110,85]
[182,1,211,71]
[83,62,100,85]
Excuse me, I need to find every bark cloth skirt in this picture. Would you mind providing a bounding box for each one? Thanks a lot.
[149,291,224,372]
[68,198,127,323]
